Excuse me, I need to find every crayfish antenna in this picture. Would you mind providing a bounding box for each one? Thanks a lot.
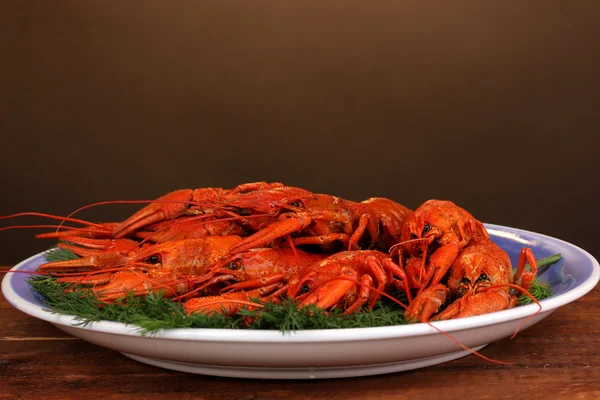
[0,269,51,276]
[0,224,108,236]
[389,237,432,252]
[0,212,106,229]
[36,223,118,239]
[56,196,206,236]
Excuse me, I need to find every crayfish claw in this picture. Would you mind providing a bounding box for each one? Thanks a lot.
[433,290,513,321]
[404,284,449,323]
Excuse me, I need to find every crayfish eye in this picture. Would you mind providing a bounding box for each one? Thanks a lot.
[289,200,304,208]
[422,223,432,235]
[477,274,489,282]
[145,254,161,264]
[297,283,313,295]
[238,208,253,216]
[460,277,470,285]
[226,260,242,270]
[410,233,418,240]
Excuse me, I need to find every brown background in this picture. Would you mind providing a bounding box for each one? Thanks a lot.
[0,1,599,265]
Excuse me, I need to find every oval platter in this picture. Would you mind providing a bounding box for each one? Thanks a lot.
[2,224,599,379]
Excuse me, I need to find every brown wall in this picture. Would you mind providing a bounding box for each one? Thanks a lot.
[1,1,599,265]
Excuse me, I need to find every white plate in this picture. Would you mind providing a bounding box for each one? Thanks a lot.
[3,224,599,379]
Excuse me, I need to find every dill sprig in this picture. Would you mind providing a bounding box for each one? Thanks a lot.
[517,279,552,306]
[44,246,78,262]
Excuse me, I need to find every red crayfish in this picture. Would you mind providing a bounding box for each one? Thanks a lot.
[1,183,542,329]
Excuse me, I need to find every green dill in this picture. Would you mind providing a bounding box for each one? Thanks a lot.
[517,279,552,305]
[28,276,246,333]
[28,276,406,334]
[29,253,562,334]
[511,253,558,305]
[44,245,79,262]
[239,297,407,332]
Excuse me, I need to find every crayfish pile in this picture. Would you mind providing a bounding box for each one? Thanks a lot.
[29,182,543,323]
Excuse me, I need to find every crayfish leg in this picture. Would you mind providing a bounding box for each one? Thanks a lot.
[417,242,460,295]
[513,247,539,292]
[344,275,373,314]
[220,274,287,293]
[57,273,113,286]
[291,233,350,247]
[347,214,370,251]
[381,258,412,303]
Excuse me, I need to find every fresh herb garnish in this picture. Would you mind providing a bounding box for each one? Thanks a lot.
[29,251,559,334]
[44,245,78,262]
[27,276,407,334]
[513,254,560,305]
[517,279,552,306]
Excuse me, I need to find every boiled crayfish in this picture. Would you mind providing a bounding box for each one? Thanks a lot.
[405,241,539,322]
[397,199,490,293]
[1,182,543,326]
[287,250,411,313]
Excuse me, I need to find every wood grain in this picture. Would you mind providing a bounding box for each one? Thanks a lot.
[1,272,599,400]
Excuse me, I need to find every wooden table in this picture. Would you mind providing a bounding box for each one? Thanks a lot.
[2,267,599,400]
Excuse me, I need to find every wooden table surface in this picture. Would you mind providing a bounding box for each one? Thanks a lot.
[1,267,599,400]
